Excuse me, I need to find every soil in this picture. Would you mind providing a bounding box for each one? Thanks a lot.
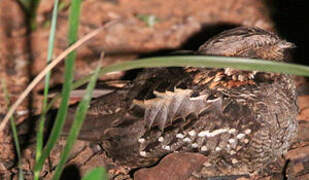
[0,0,308,179]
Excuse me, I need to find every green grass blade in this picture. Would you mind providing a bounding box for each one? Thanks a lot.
[52,63,102,180]
[45,55,309,115]
[1,79,24,180]
[97,56,309,77]
[82,167,108,180]
[10,117,24,180]
[36,0,59,163]
[33,0,82,178]
[75,56,309,89]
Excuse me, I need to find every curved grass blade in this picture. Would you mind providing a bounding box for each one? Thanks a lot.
[77,56,309,89]
[97,56,309,77]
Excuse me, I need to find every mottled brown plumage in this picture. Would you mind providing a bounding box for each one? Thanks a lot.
[64,27,298,177]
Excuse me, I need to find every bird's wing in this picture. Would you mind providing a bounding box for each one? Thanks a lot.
[62,67,226,141]
[62,88,135,142]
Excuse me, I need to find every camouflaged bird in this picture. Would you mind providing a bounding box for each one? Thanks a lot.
[63,27,298,177]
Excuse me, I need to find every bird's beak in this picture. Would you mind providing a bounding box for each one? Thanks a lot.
[278,40,296,49]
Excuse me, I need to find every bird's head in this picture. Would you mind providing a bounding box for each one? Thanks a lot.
[198,27,295,61]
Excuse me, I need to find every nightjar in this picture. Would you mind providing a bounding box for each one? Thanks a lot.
[64,27,298,177]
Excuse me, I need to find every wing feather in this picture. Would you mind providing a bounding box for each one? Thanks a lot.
[133,88,221,130]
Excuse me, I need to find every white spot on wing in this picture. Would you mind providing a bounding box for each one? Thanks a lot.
[244,129,252,134]
[198,128,228,137]
[229,128,236,134]
[176,133,184,139]
[138,138,145,143]
[215,147,222,151]
[201,146,208,151]
[188,130,196,137]
[203,162,212,167]
[228,139,236,144]
[230,150,236,155]
[191,143,198,148]
[162,145,171,151]
[232,159,238,164]
[198,130,209,137]
[237,133,245,139]
[183,137,192,142]
[140,151,147,157]
[158,136,164,142]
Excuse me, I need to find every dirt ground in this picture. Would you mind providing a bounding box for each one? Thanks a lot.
[0,0,308,179]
